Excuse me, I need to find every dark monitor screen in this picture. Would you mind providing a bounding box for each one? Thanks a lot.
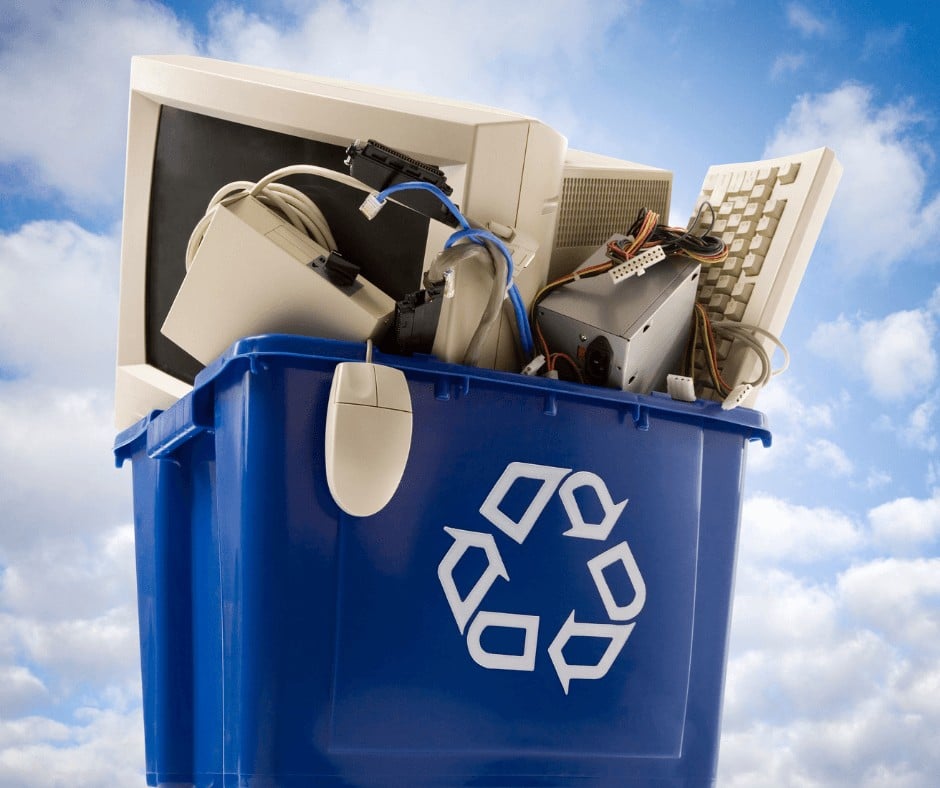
[145,106,429,383]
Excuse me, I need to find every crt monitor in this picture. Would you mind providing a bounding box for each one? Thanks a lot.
[115,55,672,430]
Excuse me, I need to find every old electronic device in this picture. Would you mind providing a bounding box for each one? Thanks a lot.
[536,236,700,394]
[324,357,413,518]
[161,194,395,365]
[114,55,674,428]
[687,147,842,405]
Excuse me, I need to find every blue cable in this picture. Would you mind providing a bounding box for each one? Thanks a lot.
[444,227,515,281]
[375,181,470,231]
[373,182,534,357]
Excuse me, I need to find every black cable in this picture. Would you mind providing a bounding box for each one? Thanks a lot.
[619,205,725,261]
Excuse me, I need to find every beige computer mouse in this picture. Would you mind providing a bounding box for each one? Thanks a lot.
[324,361,413,517]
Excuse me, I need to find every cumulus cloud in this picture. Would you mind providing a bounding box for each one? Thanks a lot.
[0,708,143,788]
[205,0,631,141]
[744,376,894,495]
[0,221,120,387]
[809,308,937,401]
[0,666,48,718]
[770,52,808,80]
[899,398,939,452]
[838,558,940,657]
[805,438,854,476]
[740,494,863,565]
[786,3,829,37]
[765,83,940,271]
[868,493,940,552]
[0,525,140,703]
[722,506,940,786]
[0,221,130,551]
[0,382,131,553]
[0,527,136,621]
[0,0,197,212]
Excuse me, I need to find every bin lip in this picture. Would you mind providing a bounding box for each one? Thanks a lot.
[113,334,772,453]
[113,409,161,463]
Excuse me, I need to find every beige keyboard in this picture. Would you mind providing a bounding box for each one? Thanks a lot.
[688,147,842,403]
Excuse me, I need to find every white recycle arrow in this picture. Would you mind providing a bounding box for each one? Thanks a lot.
[437,527,509,634]
[478,462,571,544]
[547,612,635,694]
[587,541,646,621]
[559,471,628,541]
[466,611,540,672]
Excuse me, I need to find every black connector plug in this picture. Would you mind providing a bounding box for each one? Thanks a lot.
[310,251,360,288]
[584,335,613,386]
[346,139,459,227]
[393,284,444,355]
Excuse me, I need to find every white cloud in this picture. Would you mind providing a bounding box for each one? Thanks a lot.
[740,494,863,565]
[0,708,143,788]
[727,565,839,654]
[0,527,136,620]
[765,83,940,271]
[745,377,840,475]
[786,3,829,36]
[928,283,940,315]
[0,221,120,387]
[862,24,907,60]
[0,666,48,717]
[8,607,140,691]
[862,469,892,490]
[0,382,132,553]
[809,308,937,401]
[0,222,131,551]
[770,52,808,80]
[806,438,854,476]
[0,0,197,211]
[838,558,940,658]
[206,0,631,139]
[868,493,940,552]
[900,398,939,451]
[722,546,940,786]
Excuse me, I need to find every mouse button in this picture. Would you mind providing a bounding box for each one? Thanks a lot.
[325,404,412,518]
[373,365,412,412]
[333,362,377,406]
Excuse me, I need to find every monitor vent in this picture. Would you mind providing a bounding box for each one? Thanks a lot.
[555,177,671,248]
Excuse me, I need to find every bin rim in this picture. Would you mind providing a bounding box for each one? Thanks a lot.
[113,333,772,459]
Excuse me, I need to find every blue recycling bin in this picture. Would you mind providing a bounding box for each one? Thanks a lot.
[114,335,770,787]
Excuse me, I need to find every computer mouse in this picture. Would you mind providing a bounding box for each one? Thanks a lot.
[324,361,413,517]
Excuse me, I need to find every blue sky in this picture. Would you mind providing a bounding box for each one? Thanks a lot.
[1,1,938,785]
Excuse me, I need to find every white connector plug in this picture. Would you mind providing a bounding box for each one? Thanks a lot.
[666,374,697,403]
[359,193,384,220]
[722,383,754,410]
[521,354,546,376]
[609,245,666,284]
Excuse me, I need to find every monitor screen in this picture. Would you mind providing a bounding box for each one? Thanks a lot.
[146,106,429,385]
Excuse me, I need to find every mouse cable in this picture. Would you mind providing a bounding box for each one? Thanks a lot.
[185,164,375,272]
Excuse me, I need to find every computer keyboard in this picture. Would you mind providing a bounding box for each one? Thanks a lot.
[687,147,842,404]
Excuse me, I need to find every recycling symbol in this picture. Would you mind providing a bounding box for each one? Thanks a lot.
[436,462,646,693]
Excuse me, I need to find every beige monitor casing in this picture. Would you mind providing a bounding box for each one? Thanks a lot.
[116,55,673,429]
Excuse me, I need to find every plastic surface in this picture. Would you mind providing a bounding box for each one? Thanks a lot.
[114,334,770,787]
[325,361,413,517]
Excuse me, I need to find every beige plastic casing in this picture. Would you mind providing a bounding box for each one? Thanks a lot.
[160,196,395,365]
[115,55,568,429]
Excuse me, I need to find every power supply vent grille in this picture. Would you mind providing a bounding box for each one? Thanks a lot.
[555,177,671,248]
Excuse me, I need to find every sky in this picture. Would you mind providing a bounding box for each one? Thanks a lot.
[1,0,939,785]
